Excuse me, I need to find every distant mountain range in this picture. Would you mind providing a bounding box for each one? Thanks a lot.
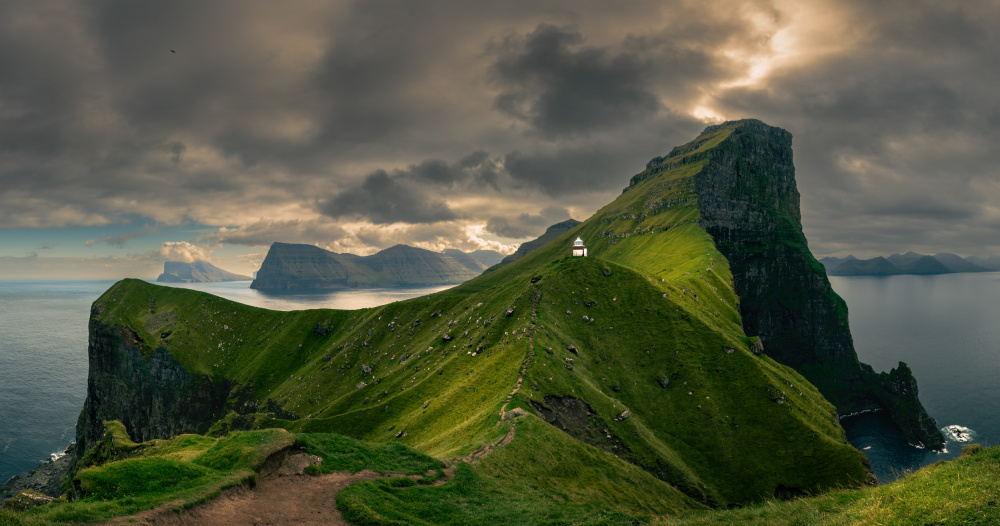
[820,251,1000,276]
[250,243,503,290]
[156,261,251,283]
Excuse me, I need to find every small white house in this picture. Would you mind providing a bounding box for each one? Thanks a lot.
[572,237,588,257]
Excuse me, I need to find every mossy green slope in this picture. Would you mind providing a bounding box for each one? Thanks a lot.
[80,120,870,511]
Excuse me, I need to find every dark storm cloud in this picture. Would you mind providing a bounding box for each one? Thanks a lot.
[194,220,349,248]
[319,170,459,225]
[705,0,1000,256]
[3,0,1000,265]
[317,152,509,224]
[485,206,570,239]
[490,24,660,138]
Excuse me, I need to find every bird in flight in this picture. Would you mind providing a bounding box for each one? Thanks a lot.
[170,49,176,53]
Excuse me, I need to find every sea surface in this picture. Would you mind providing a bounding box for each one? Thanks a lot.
[0,279,452,486]
[832,272,1000,482]
[2,274,997,487]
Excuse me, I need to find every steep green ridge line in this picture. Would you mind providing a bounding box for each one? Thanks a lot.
[73,119,878,513]
[647,118,943,449]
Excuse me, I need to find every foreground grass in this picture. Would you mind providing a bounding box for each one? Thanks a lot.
[336,439,1000,526]
[337,416,703,526]
[656,444,1000,526]
[4,424,1000,526]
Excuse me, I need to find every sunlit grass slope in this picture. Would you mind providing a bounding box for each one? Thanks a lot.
[82,120,868,512]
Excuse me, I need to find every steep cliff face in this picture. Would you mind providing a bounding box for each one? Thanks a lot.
[75,303,230,463]
[250,242,483,289]
[641,119,943,449]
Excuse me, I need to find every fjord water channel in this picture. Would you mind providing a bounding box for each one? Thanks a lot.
[1,273,997,487]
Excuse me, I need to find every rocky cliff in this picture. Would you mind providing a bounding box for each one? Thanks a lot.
[250,243,485,290]
[633,119,943,448]
[74,302,231,464]
[156,260,251,283]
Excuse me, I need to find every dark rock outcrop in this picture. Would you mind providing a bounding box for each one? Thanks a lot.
[156,261,251,283]
[672,119,943,449]
[0,445,74,502]
[74,309,230,464]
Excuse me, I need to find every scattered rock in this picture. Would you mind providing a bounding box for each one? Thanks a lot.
[361,364,372,375]
[961,443,984,457]
[602,268,612,277]
[566,344,578,355]
[566,310,572,316]
[610,385,621,393]
[442,333,452,342]
[431,310,441,317]
[663,293,670,298]
[564,358,574,365]
[751,337,765,355]
[356,382,366,389]
[395,429,407,438]
[505,307,515,317]
[545,347,554,354]
[724,348,735,355]
[581,315,591,322]
[614,410,630,421]
[423,400,430,409]
[503,407,527,420]
[1,490,53,512]
[313,323,330,336]
[656,377,670,389]
[530,277,541,283]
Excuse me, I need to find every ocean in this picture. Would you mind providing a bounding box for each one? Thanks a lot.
[0,279,452,486]
[832,272,1000,482]
[1,273,997,486]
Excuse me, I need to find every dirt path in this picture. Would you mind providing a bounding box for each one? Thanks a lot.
[146,470,381,526]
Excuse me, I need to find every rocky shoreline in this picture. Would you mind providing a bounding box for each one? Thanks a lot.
[0,443,74,503]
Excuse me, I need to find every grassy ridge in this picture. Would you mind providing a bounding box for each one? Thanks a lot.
[83,120,870,508]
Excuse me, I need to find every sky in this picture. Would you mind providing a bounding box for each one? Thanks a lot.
[2,0,999,279]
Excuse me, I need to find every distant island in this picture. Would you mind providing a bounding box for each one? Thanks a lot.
[250,243,502,290]
[820,251,1000,276]
[155,261,251,283]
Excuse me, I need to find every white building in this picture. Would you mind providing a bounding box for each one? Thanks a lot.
[572,237,588,257]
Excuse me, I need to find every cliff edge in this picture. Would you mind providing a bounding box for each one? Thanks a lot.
[632,119,943,449]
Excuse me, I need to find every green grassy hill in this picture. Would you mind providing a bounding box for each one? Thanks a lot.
[73,120,873,515]
[4,118,984,525]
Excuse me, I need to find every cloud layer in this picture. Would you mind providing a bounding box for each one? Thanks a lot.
[2,0,999,268]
